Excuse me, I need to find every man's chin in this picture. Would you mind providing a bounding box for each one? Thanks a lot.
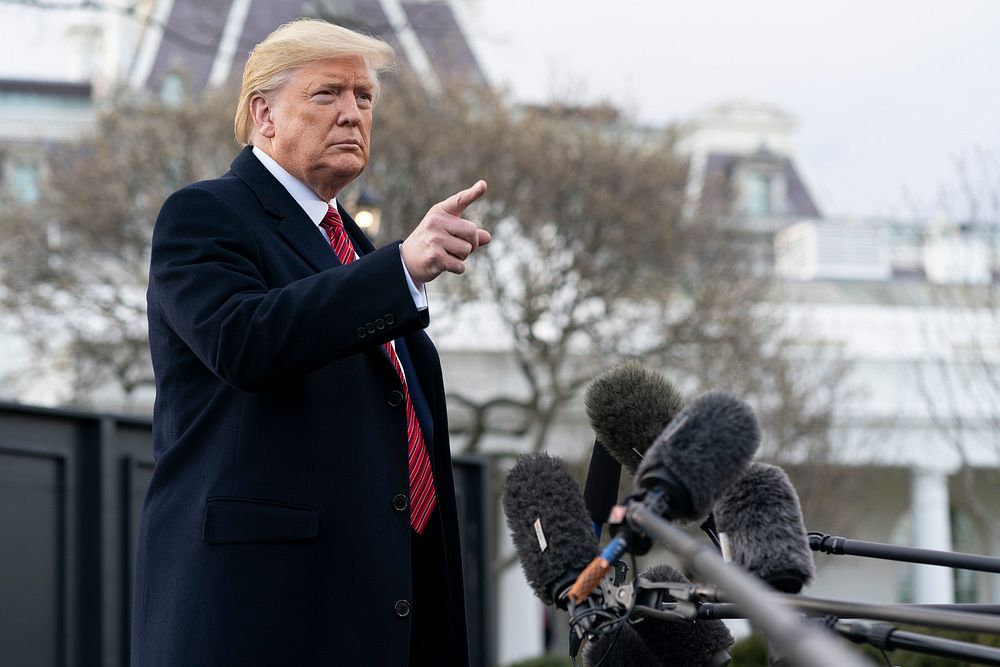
[311,160,366,198]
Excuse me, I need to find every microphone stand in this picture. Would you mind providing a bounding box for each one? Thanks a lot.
[675,605,1000,666]
[689,598,1000,634]
[809,531,1000,573]
[835,619,1000,666]
[627,502,874,667]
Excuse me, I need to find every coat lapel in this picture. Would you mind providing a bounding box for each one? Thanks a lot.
[229,148,398,376]
[229,147,341,273]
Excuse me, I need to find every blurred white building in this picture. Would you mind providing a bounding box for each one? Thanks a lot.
[2,4,1000,665]
[679,100,1000,610]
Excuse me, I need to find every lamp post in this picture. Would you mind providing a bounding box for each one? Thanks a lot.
[351,186,382,240]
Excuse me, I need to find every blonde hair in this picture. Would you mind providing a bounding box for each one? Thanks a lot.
[234,19,396,145]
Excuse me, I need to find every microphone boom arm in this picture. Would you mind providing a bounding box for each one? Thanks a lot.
[835,620,1000,666]
[809,531,1000,574]
[628,503,874,667]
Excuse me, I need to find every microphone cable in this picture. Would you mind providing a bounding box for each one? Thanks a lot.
[576,550,639,667]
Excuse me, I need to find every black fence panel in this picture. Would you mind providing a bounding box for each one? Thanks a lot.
[0,402,495,667]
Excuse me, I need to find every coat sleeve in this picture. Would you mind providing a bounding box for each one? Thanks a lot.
[148,185,429,391]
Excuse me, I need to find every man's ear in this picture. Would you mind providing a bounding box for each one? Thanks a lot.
[249,94,277,139]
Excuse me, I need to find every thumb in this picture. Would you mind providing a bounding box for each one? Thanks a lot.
[439,180,487,216]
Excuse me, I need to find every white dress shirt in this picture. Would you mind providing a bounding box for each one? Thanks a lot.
[251,145,427,310]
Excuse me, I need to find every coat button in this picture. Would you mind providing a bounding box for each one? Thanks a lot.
[376,318,385,330]
[384,313,395,325]
[388,390,404,407]
[392,494,409,512]
[366,322,376,334]
[394,599,411,617]
[356,327,366,339]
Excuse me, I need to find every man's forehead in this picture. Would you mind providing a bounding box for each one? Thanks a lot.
[297,56,373,84]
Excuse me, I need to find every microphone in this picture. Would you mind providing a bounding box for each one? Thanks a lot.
[585,361,685,474]
[633,563,734,667]
[583,439,623,537]
[584,362,684,538]
[634,390,761,521]
[569,391,760,602]
[583,624,663,667]
[502,453,628,658]
[713,462,815,594]
[502,453,599,608]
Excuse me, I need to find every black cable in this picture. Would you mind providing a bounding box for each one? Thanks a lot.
[587,552,641,667]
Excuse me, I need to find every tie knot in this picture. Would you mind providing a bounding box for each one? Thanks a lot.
[321,204,344,230]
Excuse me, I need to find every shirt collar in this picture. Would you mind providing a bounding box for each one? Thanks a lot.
[251,145,336,227]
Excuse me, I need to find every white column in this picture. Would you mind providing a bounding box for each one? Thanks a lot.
[910,469,954,603]
[496,502,544,665]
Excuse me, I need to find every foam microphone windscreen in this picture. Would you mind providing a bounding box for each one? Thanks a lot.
[502,453,600,606]
[584,623,663,667]
[636,390,760,520]
[635,563,734,667]
[585,361,684,474]
[713,462,815,594]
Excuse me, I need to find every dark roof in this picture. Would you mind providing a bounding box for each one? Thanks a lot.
[700,151,821,219]
[142,0,485,90]
[147,0,234,91]
[402,1,486,86]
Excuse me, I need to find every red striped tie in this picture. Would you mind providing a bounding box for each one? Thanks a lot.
[320,205,437,534]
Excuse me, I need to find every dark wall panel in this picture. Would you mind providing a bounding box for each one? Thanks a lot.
[0,404,494,667]
[0,451,63,667]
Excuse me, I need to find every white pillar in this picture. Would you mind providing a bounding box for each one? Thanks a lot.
[496,504,544,665]
[910,469,954,603]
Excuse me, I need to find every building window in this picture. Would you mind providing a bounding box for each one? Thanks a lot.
[951,509,981,603]
[892,508,983,603]
[746,172,771,216]
[160,72,185,108]
[11,162,40,205]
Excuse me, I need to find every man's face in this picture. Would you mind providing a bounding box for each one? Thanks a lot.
[261,56,374,200]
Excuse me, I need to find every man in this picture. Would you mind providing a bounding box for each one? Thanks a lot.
[132,19,489,666]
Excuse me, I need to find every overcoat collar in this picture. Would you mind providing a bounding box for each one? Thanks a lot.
[228,146,376,271]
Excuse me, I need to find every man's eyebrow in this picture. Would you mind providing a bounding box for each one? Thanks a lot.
[310,77,375,90]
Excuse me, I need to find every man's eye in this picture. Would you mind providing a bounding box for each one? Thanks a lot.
[357,92,373,106]
[312,91,335,102]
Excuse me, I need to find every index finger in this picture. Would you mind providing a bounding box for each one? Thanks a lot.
[439,180,487,216]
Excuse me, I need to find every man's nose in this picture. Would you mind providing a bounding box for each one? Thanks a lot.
[338,97,362,126]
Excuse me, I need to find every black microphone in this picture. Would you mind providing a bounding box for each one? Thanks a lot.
[634,390,761,521]
[583,439,623,537]
[502,453,599,608]
[569,391,760,602]
[584,362,684,538]
[713,462,815,594]
[583,624,663,667]
[502,453,627,658]
[585,361,684,474]
[633,563,734,667]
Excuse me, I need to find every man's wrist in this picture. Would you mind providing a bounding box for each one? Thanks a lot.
[399,244,428,310]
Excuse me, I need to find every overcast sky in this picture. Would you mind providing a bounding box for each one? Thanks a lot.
[464,0,1000,220]
[2,0,998,219]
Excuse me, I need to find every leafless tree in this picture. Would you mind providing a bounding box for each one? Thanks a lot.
[364,78,852,533]
[0,83,236,406]
[908,147,1000,547]
[0,75,849,531]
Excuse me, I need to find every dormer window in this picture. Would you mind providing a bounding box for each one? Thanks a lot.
[737,144,787,218]
[747,172,772,216]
